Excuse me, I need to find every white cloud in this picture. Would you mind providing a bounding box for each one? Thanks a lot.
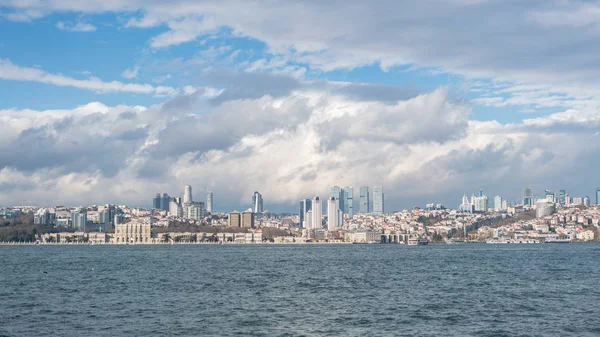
[0,84,598,210]
[0,59,177,96]
[121,65,140,79]
[56,21,97,32]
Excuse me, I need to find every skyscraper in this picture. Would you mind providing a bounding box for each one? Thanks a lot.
[330,186,344,215]
[169,198,183,217]
[327,197,338,231]
[71,208,87,230]
[596,188,600,206]
[344,186,353,217]
[545,190,555,203]
[311,196,322,229]
[207,191,213,213]
[152,193,161,209]
[523,187,533,206]
[299,199,312,228]
[373,186,384,214]
[494,196,502,210]
[183,185,193,204]
[161,193,170,211]
[359,186,370,213]
[559,190,566,206]
[252,191,263,213]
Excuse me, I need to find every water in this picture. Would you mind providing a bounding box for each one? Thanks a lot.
[1,244,600,337]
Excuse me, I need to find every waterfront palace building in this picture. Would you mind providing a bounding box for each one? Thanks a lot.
[114,221,151,244]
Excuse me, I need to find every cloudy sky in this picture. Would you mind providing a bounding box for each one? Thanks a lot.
[1,0,599,212]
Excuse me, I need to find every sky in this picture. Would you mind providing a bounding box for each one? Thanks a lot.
[1,0,600,212]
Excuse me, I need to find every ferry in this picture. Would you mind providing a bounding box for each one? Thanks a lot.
[407,238,429,246]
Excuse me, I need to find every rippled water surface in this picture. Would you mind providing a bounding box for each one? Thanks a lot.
[2,244,600,336]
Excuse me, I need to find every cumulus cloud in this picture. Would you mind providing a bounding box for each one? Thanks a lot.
[0,59,177,96]
[0,77,598,210]
[56,21,96,32]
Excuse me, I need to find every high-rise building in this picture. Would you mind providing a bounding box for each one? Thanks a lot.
[327,197,338,231]
[207,191,213,213]
[373,186,384,214]
[241,211,255,228]
[559,190,566,206]
[71,208,87,230]
[228,212,241,227]
[152,193,161,209]
[183,185,193,204]
[359,186,370,213]
[169,198,183,217]
[344,186,353,217]
[545,190,555,203]
[311,196,322,229]
[252,191,263,213]
[330,186,344,215]
[596,188,600,206]
[584,196,591,207]
[99,204,116,230]
[185,202,205,221]
[299,199,312,228]
[160,193,170,211]
[494,196,502,210]
[523,187,533,206]
[473,194,489,212]
[304,210,313,229]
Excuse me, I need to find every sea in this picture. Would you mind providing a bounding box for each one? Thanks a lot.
[1,244,600,337]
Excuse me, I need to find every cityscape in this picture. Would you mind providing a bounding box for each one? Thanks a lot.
[1,183,599,245]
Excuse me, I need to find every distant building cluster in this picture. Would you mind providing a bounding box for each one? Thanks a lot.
[1,183,598,245]
[298,185,384,230]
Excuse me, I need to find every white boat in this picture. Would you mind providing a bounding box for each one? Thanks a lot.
[408,238,429,246]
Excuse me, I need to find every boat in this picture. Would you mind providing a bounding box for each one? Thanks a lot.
[408,238,429,246]
[545,238,570,244]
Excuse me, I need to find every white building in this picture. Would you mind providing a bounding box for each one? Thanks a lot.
[169,198,183,217]
[311,196,322,230]
[183,185,193,204]
[327,197,338,230]
[207,191,213,213]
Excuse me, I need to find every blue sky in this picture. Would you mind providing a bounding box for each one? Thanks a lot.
[0,1,599,211]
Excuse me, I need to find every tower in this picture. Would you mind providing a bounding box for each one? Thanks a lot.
[152,193,161,209]
[311,196,322,229]
[344,186,353,218]
[299,199,312,228]
[252,191,263,213]
[327,197,338,231]
[330,186,344,215]
[207,191,213,213]
[359,186,370,213]
[183,185,192,204]
[373,186,384,214]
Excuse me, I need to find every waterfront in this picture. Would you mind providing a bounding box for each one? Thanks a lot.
[2,244,600,337]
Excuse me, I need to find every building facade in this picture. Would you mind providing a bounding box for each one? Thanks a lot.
[183,185,193,204]
[327,197,338,231]
[344,186,353,218]
[252,191,263,213]
[311,196,322,229]
[207,191,213,213]
[373,186,384,214]
[299,199,311,228]
[114,221,151,244]
[359,186,370,213]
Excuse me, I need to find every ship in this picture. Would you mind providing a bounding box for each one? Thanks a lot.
[407,238,429,246]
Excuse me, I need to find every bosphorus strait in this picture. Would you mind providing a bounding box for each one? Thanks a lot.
[2,244,600,337]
